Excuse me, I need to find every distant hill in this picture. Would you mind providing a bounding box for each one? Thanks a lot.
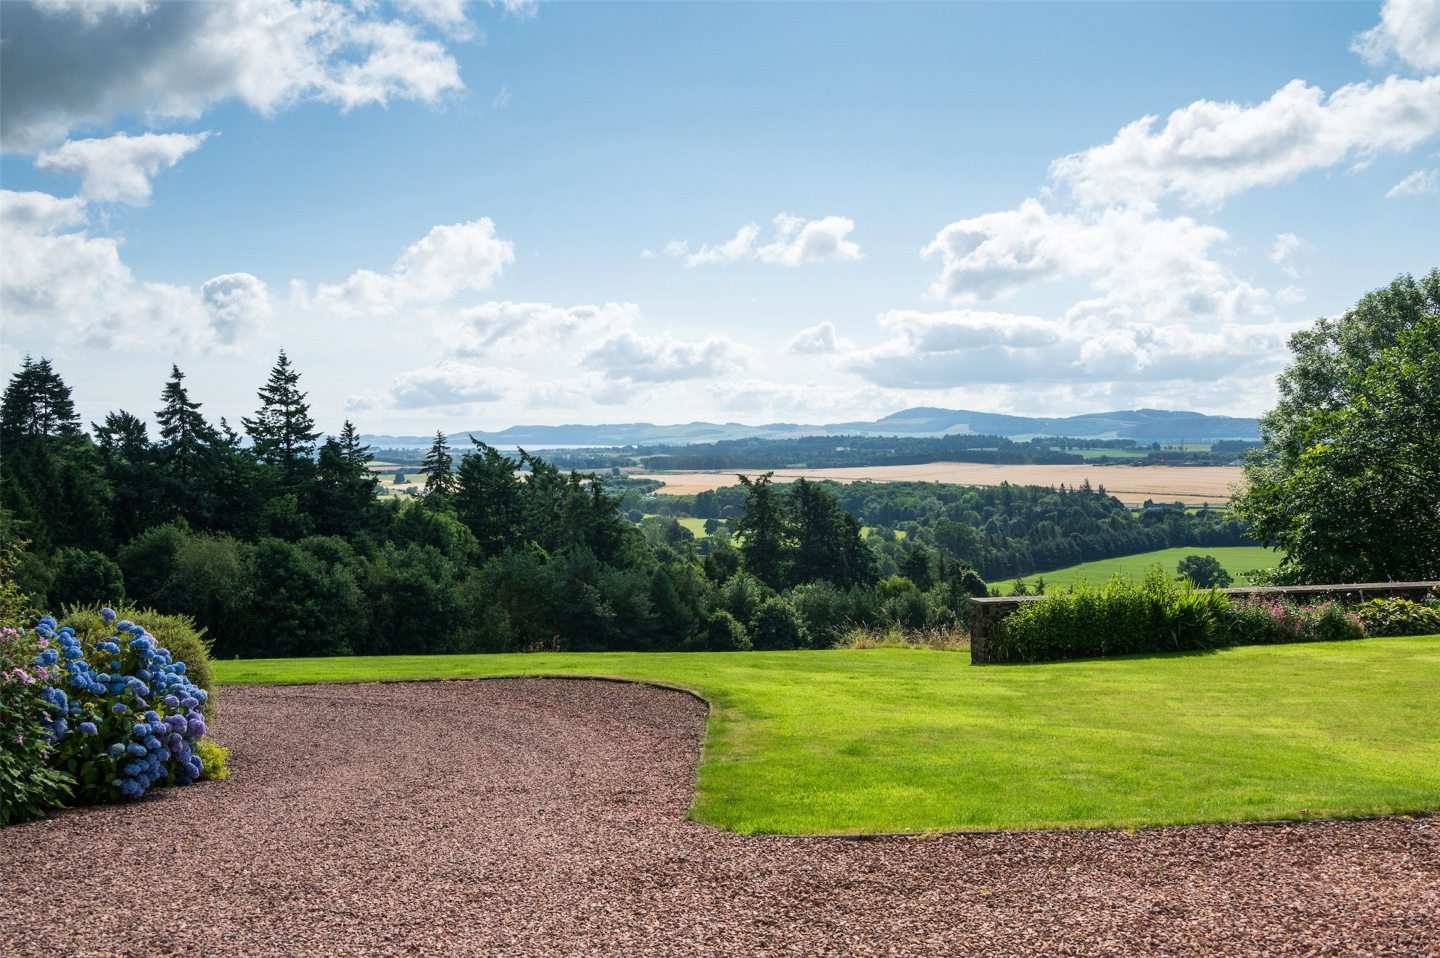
[359,407,1259,449]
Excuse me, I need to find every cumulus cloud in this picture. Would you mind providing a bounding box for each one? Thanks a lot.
[1050,76,1440,208]
[580,329,751,383]
[0,189,270,352]
[1353,0,1440,73]
[843,308,1290,389]
[783,321,852,355]
[1387,167,1440,197]
[35,131,212,203]
[1,0,466,150]
[667,213,862,268]
[314,219,515,315]
[923,198,1267,325]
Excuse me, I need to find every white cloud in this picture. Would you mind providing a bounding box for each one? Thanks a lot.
[360,360,523,409]
[35,131,212,204]
[397,0,474,37]
[447,301,638,359]
[843,308,1290,389]
[580,329,751,383]
[0,189,270,353]
[314,219,515,315]
[923,198,1267,325]
[1387,167,1440,197]
[1353,0,1440,73]
[1270,232,1306,265]
[2,0,466,150]
[667,213,862,268]
[783,320,852,355]
[1050,76,1440,207]
[1276,285,1308,305]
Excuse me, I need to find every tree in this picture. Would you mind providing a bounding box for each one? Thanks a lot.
[1176,554,1233,589]
[0,356,81,441]
[420,431,457,498]
[1235,269,1440,582]
[243,350,319,484]
[735,473,790,589]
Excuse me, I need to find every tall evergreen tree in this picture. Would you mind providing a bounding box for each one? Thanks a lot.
[93,410,159,544]
[735,472,791,590]
[243,350,320,482]
[455,440,522,558]
[1,356,82,442]
[420,431,457,497]
[155,366,217,484]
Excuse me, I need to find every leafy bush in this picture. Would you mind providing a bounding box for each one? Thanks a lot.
[1221,598,1363,646]
[992,569,1231,663]
[700,609,751,651]
[748,597,811,650]
[196,739,230,781]
[33,610,212,803]
[835,623,969,651]
[1356,596,1440,636]
[1,624,75,825]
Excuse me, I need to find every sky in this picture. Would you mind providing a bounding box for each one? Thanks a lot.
[1,0,1438,436]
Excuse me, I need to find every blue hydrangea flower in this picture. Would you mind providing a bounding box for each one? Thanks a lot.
[78,721,98,736]
[101,607,117,624]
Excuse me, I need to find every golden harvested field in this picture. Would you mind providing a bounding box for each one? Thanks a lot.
[639,462,1245,505]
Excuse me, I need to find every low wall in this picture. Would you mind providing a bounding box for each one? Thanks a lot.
[968,580,1440,665]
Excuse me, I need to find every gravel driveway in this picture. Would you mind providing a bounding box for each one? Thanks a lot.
[3,679,1437,957]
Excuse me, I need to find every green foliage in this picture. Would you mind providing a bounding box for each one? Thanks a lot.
[748,596,810,650]
[46,547,125,608]
[1176,554,1234,588]
[1236,269,1440,583]
[1221,598,1364,646]
[0,625,75,825]
[992,568,1233,663]
[699,609,751,651]
[196,739,230,781]
[1356,596,1440,637]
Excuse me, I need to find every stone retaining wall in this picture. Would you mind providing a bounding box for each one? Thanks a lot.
[968,580,1440,664]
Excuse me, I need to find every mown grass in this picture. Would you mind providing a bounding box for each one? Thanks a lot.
[215,637,1440,835]
[991,545,1281,594]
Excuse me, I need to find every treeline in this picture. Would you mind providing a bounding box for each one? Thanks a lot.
[1,356,987,657]
[640,480,1255,582]
[542,434,1084,471]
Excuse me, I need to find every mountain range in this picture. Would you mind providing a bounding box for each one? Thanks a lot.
[358,407,1260,449]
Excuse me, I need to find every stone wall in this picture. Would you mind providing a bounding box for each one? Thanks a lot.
[968,580,1440,665]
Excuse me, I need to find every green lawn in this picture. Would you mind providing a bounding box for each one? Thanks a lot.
[991,545,1281,594]
[216,638,1440,835]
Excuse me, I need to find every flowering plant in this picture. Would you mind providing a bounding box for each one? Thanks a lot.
[32,609,211,804]
[1,623,75,825]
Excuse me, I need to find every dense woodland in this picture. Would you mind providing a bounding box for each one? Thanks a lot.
[1,353,1261,658]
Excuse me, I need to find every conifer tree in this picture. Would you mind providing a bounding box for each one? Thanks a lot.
[736,472,791,590]
[243,350,320,482]
[1,356,82,442]
[155,365,217,483]
[420,431,458,497]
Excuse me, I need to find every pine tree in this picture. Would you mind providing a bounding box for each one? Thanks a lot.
[155,366,217,483]
[243,350,320,481]
[736,472,791,590]
[420,430,457,497]
[1,356,82,442]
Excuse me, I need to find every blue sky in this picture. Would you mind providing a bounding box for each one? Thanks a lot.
[2,0,1438,434]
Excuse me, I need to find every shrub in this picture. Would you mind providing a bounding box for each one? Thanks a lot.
[60,606,216,709]
[1,624,75,825]
[700,609,751,651]
[991,569,1231,663]
[1220,598,1364,646]
[749,596,811,650]
[1355,596,1440,637]
[196,739,230,781]
[835,623,969,651]
[32,610,212,804]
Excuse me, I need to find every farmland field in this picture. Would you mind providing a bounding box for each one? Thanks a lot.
[216,638,1440,835]
[990,545,1283,593]
[638,462,1244,505]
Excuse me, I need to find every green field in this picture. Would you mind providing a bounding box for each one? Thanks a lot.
[991,545,1281,594]
[216,638,1440,835]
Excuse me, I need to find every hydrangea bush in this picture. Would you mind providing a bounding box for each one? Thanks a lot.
[20,609,213,810]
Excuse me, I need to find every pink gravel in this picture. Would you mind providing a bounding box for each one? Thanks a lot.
[2,678,1437,957]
